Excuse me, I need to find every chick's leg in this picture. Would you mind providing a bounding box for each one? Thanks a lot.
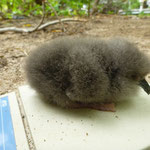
[68,102,116,112]
[88,103,116,112]
[66,91,115,112]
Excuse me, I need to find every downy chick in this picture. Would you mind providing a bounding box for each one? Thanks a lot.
[25,36,150,111]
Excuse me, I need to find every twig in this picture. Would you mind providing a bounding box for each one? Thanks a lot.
[91,0,100,15]
[88,0,91,17]
[46,2,66,32]
[0,18,86,33]
[0,1,45,33]
[38,18,85,30]
[0,27,33,33]
[31,1,46,32]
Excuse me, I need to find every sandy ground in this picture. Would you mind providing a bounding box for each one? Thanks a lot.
[0,15,150,95]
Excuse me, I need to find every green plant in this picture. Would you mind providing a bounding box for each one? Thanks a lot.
[0,0,147,19]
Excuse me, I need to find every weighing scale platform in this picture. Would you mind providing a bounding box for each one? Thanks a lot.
[0,85,150,150]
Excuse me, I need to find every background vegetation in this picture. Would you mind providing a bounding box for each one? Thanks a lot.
[0,0,146,19]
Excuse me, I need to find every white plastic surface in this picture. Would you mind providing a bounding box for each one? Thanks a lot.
[19,85,150,150]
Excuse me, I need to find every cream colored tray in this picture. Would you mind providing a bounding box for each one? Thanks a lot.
[17,85,150,150]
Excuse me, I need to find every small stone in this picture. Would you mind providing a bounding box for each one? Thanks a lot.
[0,57,7,68]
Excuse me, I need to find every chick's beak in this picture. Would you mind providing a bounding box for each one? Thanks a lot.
[139,79,150,95]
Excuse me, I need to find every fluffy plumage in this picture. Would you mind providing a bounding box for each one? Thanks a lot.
[25,36,150,108]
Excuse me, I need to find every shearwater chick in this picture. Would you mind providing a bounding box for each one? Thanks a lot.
[25,36,150,111]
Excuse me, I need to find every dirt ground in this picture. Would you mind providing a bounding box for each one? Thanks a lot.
[0,15,150,95]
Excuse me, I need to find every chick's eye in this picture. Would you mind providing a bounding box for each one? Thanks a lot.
[131,74,137,79]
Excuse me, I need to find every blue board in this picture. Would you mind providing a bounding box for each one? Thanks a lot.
[0,96,16,150]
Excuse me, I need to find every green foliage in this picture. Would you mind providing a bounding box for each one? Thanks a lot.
[0,0,149,19]
[130,0,140,9]
[138,11,150,17]
[0,0,89,18]
[107,11,114,14]
[122,0,140,12]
